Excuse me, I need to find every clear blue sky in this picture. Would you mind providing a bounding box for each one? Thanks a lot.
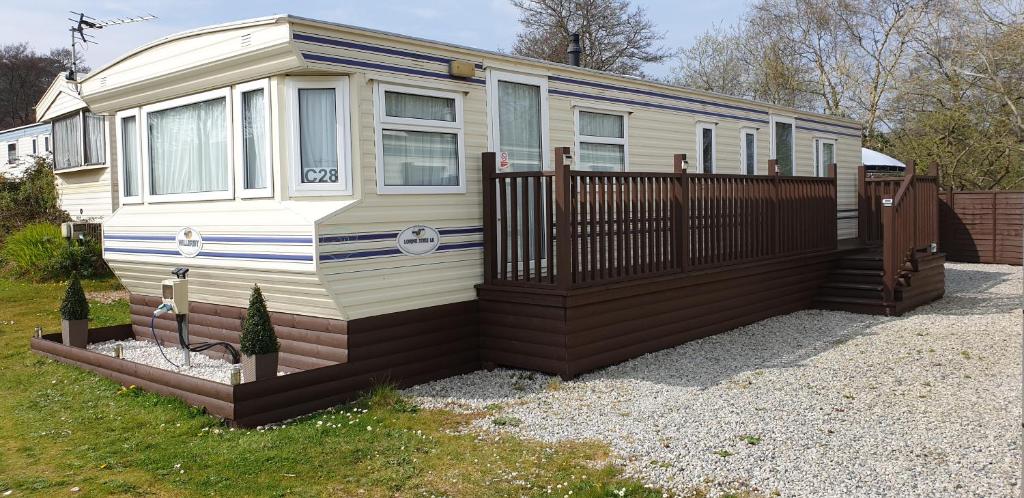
[0,0,749,79]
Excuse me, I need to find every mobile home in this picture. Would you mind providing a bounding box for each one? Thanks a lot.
[35,75,118,222]
[32,15,944,425]
[0,122,51,179]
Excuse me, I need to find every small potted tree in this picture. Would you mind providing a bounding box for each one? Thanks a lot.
[59,276,89,348]
[239,284,279,382]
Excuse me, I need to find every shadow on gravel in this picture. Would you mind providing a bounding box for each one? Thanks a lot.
[918,267,1021,316]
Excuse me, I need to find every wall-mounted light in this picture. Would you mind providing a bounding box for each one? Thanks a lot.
[448,60,476,79]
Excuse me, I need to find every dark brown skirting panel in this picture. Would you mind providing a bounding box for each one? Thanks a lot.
[31,301,480,427]
[478,250,855,379]
[130,294,348,371]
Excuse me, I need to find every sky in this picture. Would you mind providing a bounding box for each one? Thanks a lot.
[0,0,749,79]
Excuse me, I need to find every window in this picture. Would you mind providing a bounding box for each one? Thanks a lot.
[6,143,15,164]
[575,108,627,172]
[770,115,795,176]
[44,136,50,152]
[116,109,142,203]
[83,112,106,165]
[374,83,465,194]
[31,138,37,155]
[814,137,837,177]
[53,113,82,170]
[488,70,549,171]
[695,122,716,173]
[287,76,351,196]
[141,88,233,202]
[740,128,757,175]
[233,79,273,198]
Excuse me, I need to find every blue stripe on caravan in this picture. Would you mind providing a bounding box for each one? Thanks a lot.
[104,247,313,262]
[319,241,483,262]
[797,125,861,139]
[104,234,175,242]
[301,52,485,85]
[798,116,862,132]
[293,32,483,69]
[550,75,770,117]
[318,226,483,244]
[438,226,483,235]
[202,236,313,244]
[550,88,770,126]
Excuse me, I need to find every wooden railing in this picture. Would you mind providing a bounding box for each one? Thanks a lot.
[873,163,941,304]
[482,149,839,290]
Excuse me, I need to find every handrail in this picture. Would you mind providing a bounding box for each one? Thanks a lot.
[880,162,917,304]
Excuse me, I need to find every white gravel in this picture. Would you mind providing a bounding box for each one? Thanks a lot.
[406,263,1022,497]
[89,339,239,384]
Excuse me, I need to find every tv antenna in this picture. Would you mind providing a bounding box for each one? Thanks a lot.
[67,12,156,80]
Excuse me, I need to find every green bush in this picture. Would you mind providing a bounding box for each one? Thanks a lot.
[0,157,69,242]
[1,223,108,281]
[1,223,64,280]
[59,276,89,320]
[240,284,279,356]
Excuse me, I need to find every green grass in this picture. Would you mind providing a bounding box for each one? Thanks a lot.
[0,277,667,497]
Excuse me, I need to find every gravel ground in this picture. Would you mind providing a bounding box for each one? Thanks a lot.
[89,339,239,384]
[406,263,1022,497]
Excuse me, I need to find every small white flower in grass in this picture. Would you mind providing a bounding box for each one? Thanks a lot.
[367,426,372,431]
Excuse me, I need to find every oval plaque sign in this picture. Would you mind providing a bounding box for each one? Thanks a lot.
[396,225,440,256]
[175,227,203,257]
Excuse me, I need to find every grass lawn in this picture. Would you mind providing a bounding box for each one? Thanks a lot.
[0,277,667,497]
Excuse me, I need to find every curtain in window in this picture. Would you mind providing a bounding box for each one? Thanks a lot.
[298,89,339,184]
[775,122,794,175]
[385,91,455,122]
[53,114,82,170]
[578,143,624,172]
[382,130,458,186]
[242,89,268,189]
[744,133,755,175]
[7,144,15,164]
[148,98,228,195]
[497,81,542,171]
[84,113,106,164]
[579,111,623,138]
[823,142,835,168]
[702,128,714,172]
[120,116,138,197]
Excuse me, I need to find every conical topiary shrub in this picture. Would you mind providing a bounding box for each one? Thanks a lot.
[239,284,279,382]
[59,276,90,348]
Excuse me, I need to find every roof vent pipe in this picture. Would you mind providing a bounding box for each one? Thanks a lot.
[567,33,581,66]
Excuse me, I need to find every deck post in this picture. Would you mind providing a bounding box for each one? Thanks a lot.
[554,147,573,290]
[881,202,896,304]
[857,165,867,244]
[768,159,780,255]
[828,163,838,249]
[481,152,496,285]
[674,154,688,272]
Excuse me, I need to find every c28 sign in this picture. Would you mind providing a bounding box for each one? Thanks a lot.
[303,168,338,183]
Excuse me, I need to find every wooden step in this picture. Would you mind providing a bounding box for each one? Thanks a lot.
[821,282,884,292]
[814,295,885,306]
[839,258,884,270]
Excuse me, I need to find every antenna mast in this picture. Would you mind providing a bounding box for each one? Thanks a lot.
[68,12,156,80]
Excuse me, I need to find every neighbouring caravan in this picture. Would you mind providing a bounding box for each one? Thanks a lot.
[0,122,51,179]
[38,15,944,425]
[35,75,118,221]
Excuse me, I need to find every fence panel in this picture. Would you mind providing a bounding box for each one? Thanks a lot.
[939,191,1023,265]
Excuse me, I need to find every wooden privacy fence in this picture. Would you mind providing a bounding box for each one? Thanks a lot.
[939,191,1023,265]
[482,149,839,290]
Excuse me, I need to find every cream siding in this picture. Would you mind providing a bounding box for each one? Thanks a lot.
[79,15,864,322]
[54,117,118,221]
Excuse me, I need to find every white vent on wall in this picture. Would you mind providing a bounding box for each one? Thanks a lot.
[99,77,107,88]
[240,33,252,48]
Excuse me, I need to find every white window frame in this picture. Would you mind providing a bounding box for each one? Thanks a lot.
[573,106,629,172]
[740,127,758,175]
[373,82,466,194]
[233,79,274,199]
[769,114,796,175]
[140,87,234,203]
[486,69,551,170]
[115,108,143,204]
[31,138,37,155]
[44,136,50,152]
[6,143,16,164]
[814,136,838,177]
[695,121,717,173]
[286,76,352,197]
[82,112,107,166]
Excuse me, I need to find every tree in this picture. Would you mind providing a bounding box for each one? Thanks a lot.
[510,0,672,77]
[0,44,84,130]
[240,284,279,356]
